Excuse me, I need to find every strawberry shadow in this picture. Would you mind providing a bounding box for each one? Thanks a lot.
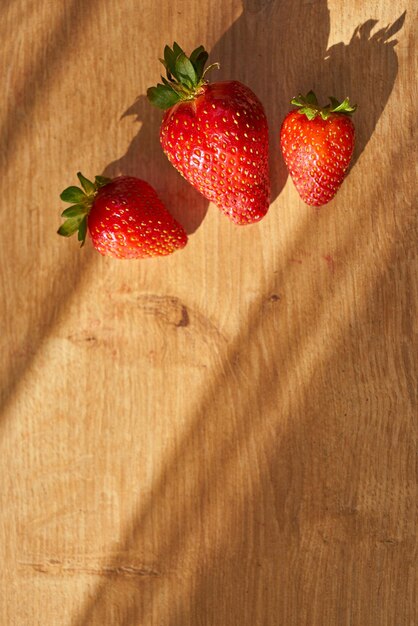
[210,1,405,202]
[209,0,332,203]
[102,96,209,235]
[104,4,404,228]
[319,12,406,170]
[75,5,408,625]
[102,0,331,230]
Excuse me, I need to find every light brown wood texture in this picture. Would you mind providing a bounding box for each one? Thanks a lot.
[0,1,416,624]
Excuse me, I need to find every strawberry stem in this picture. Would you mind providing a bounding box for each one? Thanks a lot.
[58,173,111,247]
[291,91,357,120]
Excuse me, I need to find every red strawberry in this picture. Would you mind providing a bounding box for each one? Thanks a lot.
[147,43,270,225]
[280,91,356,206]
[57,173,187,259]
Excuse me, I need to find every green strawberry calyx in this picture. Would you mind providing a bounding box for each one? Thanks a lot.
[147,42,219,110]
[291,91,357,121]
[57,172,111,247]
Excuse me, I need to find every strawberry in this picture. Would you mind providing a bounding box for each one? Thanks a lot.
[147,43,270,225]
[57,173,187,259]
[280,91,356,207]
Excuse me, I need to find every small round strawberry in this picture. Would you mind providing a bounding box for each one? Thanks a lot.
[147,43,270,225]
[57,173,187,259]
[280,91,357,207]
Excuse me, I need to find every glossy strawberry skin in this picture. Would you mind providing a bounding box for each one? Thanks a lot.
[87,177,187,259]
[160,81,270,225]
[280,110,355,206]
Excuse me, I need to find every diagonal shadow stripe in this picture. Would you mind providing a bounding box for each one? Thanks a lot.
[0,0,103,422]
[0,0,102,173]
[74,135,415,624]
[73,211,314,626]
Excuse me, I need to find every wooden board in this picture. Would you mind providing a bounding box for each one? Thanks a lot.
[0,0,416,624]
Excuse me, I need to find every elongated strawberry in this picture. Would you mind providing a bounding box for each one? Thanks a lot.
[147,43,270,225]
[280,91,356,206]
[57,173,187,259]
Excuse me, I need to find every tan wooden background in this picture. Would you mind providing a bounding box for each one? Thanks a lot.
[0,0,416,624]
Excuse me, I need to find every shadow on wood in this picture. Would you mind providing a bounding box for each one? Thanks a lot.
[103,2,404,240]
[74,4,408,625]
[102,97,209,236]
[74,164,415,623]
[0,0,103,423]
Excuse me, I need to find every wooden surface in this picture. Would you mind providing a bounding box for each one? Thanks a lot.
[0,1,416,624]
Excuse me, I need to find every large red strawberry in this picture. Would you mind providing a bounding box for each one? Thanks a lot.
[57,173,187,259]
[147,43,270,225]
[280,91,356,206]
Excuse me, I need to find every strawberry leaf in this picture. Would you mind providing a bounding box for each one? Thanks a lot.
[291,95,306,107]
[78,215,88,247]
[161,76,183,95]
[193,50,209,80]
[172,42,184,59]
[189,45,205,62]
[299,106,318,120]
[77,172,96,194]
[189,45,211,81]
[147,85,181,110]
[175,53,197,87]
[329,96,340,109]
[330,96,357,115]
[61,204,87,218]
[164,42,184,78]
[60,186,85,203]
[163,48,173,73]
[57,215,84,237]
[95,175,111,188]
[305,91,318,106]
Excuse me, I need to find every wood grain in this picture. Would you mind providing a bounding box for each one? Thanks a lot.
[0,0,416,624]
